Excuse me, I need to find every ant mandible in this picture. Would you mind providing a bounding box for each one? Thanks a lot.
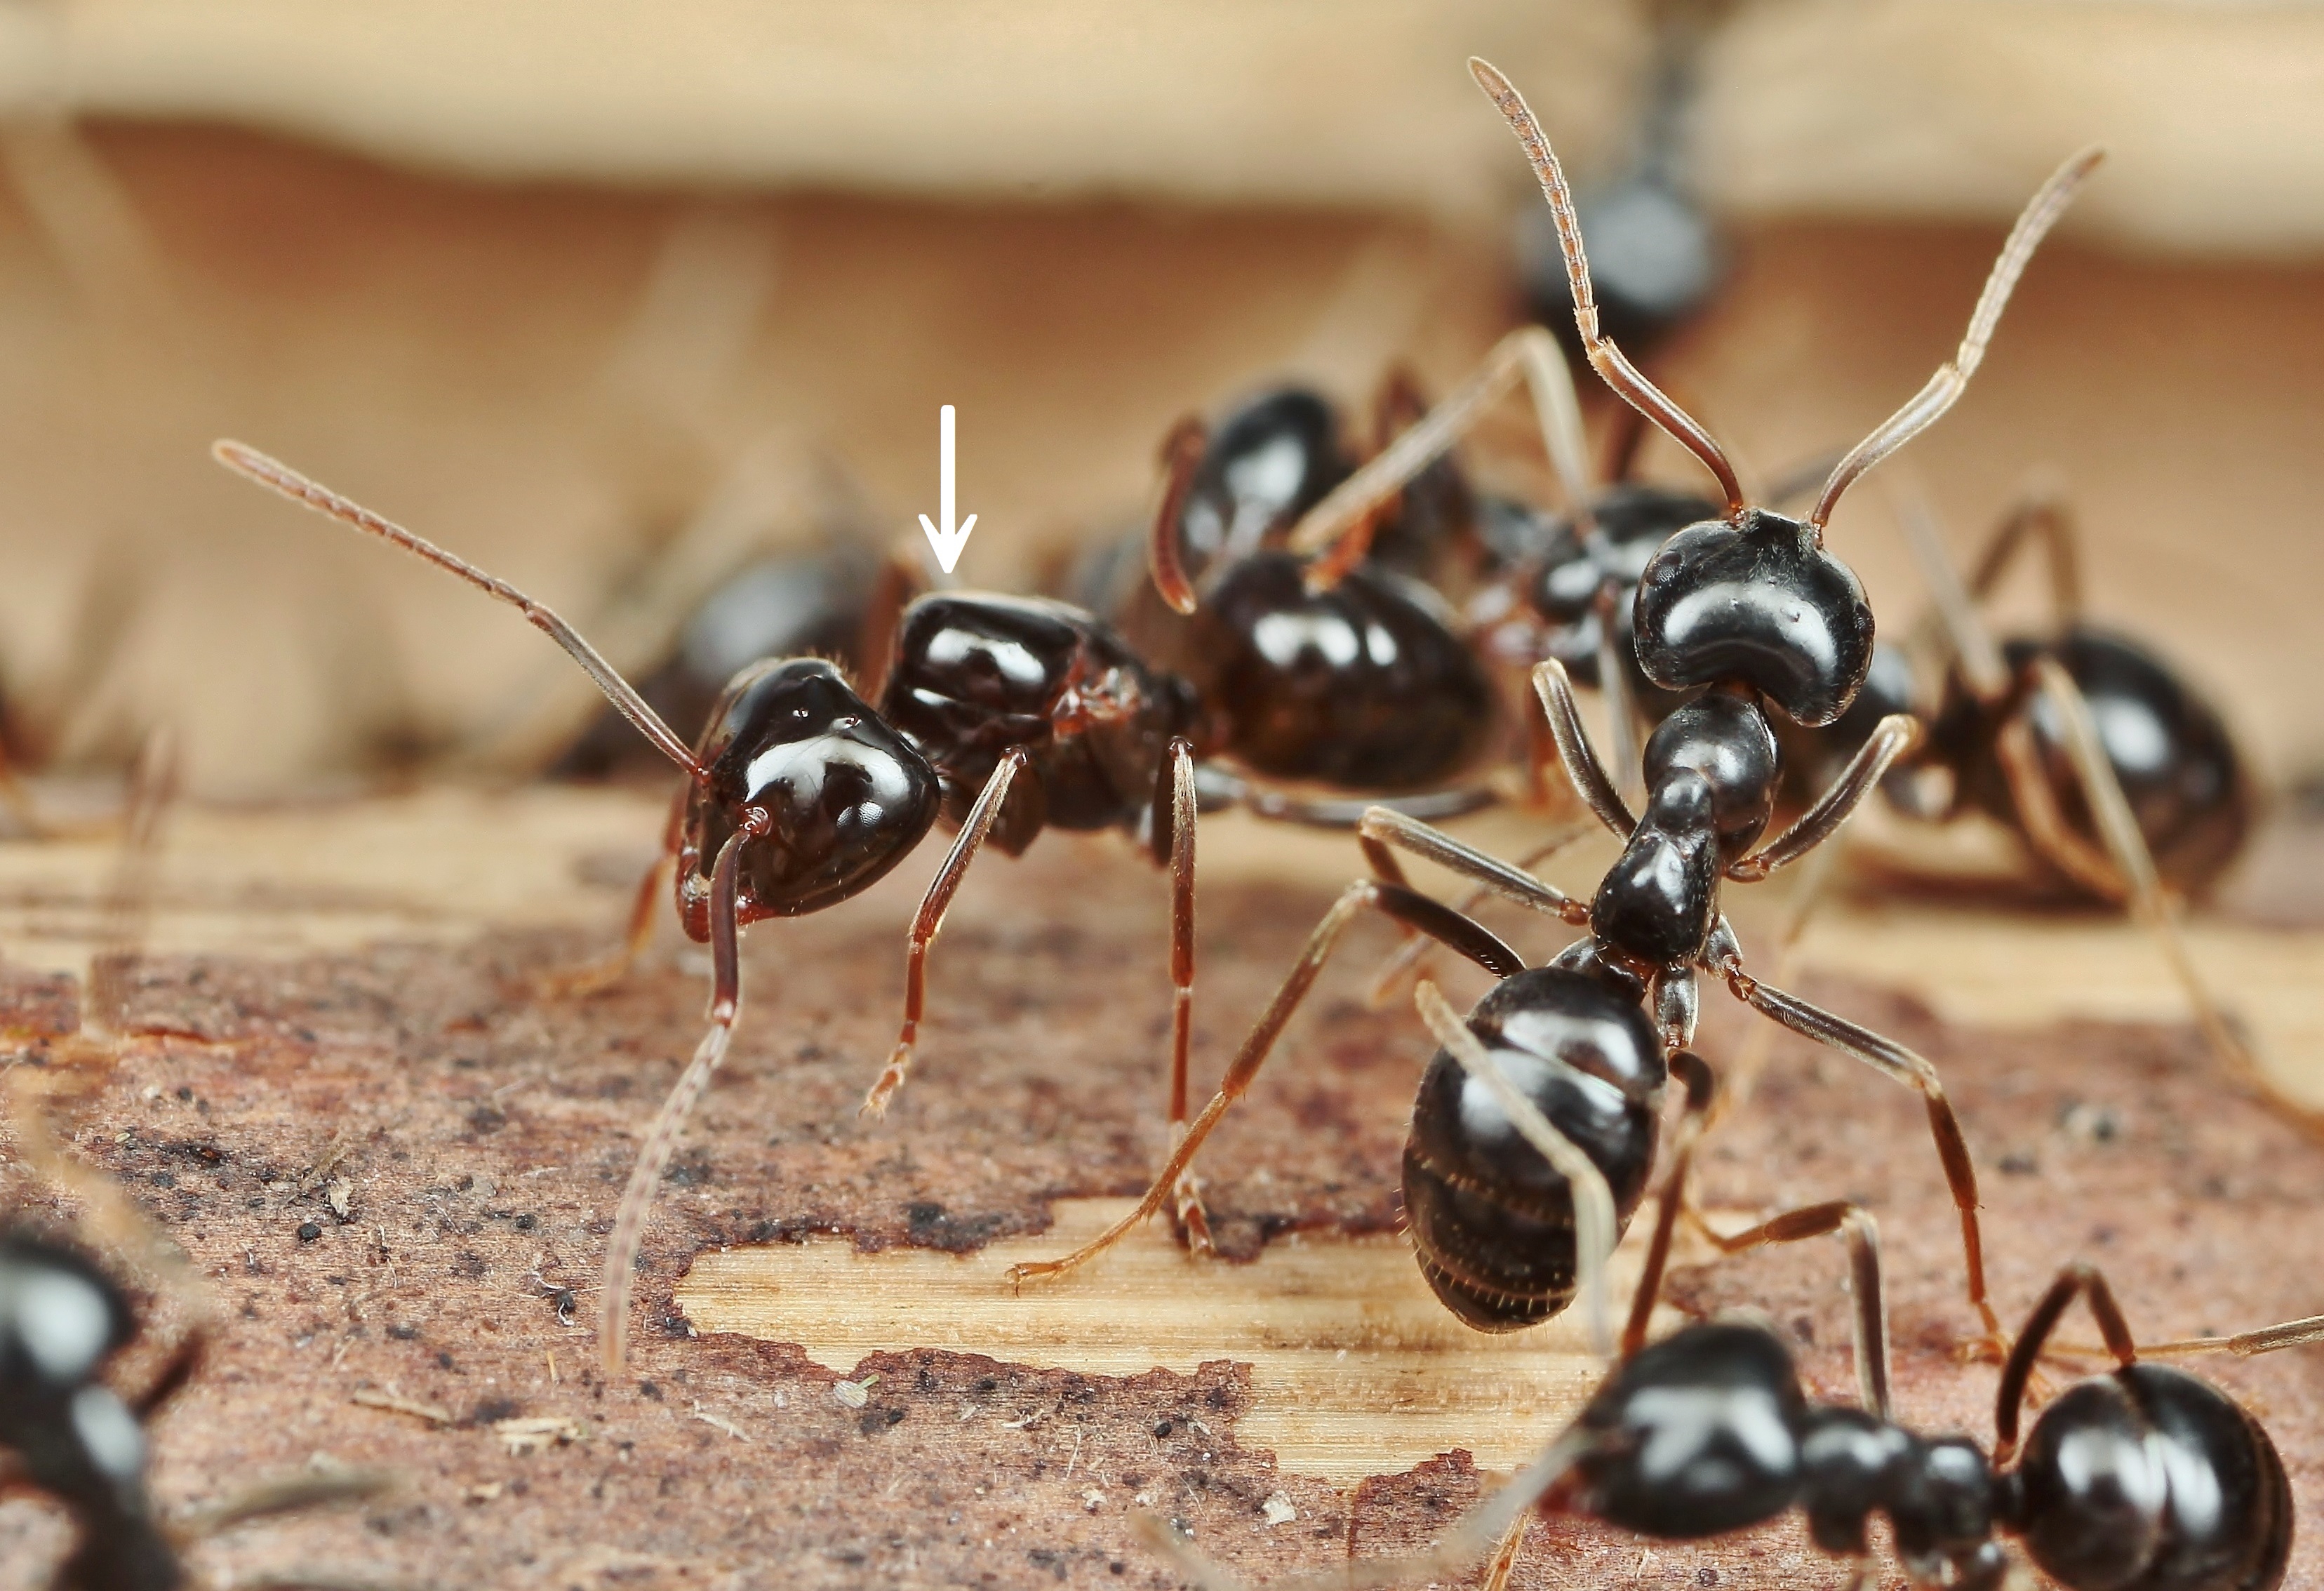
[1138,1087,2323,1591]
[1008,60,2098,1356]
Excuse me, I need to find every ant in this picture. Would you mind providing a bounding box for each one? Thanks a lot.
[1138,1053,2323,1591]
[1007,60,2097,1355]
[1,1091,392,1591]
[208,430,1533,1378]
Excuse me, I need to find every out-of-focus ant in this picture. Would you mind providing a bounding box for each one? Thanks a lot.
[1009,60,2098,1355]
[209,432,1523,1378]
[1,1090,390,1590]
[1139,1072,2323,1591]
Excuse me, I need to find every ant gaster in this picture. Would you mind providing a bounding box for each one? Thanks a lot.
[1008,60,2099,1354]
[1141,1058,2321,1591]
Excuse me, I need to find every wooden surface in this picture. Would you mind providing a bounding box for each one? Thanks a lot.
[0,786,2320,1587]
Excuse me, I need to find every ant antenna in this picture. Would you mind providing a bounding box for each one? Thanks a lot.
[1808,147,2104,533]
[211,441,708,780]
[1469,56,1745,519]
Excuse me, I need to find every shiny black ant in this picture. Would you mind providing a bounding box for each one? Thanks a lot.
[0,1213,388,1591]
[1008,62,2097,1354]
[1139,1072,2323,1591]
[210,433,1524,1379]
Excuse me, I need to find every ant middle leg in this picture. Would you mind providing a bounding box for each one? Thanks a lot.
[861,750,1029,1119]
[1709,940,2005,1354]
[538,784,686,999]
[1007,881,1522,1287]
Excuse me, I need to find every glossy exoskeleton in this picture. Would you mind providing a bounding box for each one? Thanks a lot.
[1144,1085,2323,1591]
[213,440,1413,1380]
[555,539,881,780]
[1021,61,2101,1343]
[1131,383,1504,804]
[1,1227,385,1591]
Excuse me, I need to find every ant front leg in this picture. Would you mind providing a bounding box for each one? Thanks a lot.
[1707,923,2007,1357]
[1008,880,1523,1288]
[1153,738,1211,1254]
[1726,714,1919,882]
[861,750,1029,1119]
[601,820,754,1378]
[538,783,686,999]
[1532,660,1638,839]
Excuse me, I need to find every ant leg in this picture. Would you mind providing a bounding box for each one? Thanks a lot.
[1803,147,2102,533]
[1154,740,1212,1254]
[1356,806,1592,928]
[601,822,752,1378]
[1416,979,1617,1357]
[1591,587,1643,802]
[1711,837,1848,1131]
[88,724,179,1031]
[1727,715,1919,882]
[1134,1425,1595,1591]
[1289,325,1596,578]
[1994,1265,2139,1463]
[2024,657,2304,1127]
[1147,416,1210,615]
[178,1467,396,1541]
[1967,482,2083,623]
[862,750,1029,1118]
[1365,825,1590,1008]
[1008,881,1520,1286]
[539,785,686,999]
[1625,1046,1892,1416]
[1219,773,1502,830]
[213,443,707,779]
[1478,1512,1530,1591]
[1712,948,2004,1352]
[1893,488,2124,896]
[2139,1313,2324,1361]
[1532,660,1638,838]
[133,1323,207,1418]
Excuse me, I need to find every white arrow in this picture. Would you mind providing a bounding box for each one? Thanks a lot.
[917,404,978,574]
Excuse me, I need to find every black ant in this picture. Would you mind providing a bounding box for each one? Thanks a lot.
[1006,61,2097,1356]
[1139,1051,2322,1591]
[0,1090,392,1591]
[208,430,1528,1378]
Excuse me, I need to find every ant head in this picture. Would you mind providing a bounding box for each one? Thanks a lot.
[678,659,940,937]
[1632,508,1876,727]
[0,1231,135,1394]
[1178,387,1349,567]
[1573,1320,1810,1538]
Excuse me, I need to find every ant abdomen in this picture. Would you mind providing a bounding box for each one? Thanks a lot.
[1401,968,1665,1331]
[1939,629,2251,896]
[1191,551,1496,789]
[681,658,940,933]
[2009,1363,2290,1591]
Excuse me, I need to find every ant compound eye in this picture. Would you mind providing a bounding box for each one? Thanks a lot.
[1631,510,1874,726]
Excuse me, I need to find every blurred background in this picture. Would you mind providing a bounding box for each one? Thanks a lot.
[0,0,2316,820]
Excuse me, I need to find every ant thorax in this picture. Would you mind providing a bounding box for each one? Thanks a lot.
[879,592,1196,850]
[677,658,940,936]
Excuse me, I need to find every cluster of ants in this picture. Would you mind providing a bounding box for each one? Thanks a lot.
[8,54,2316,1591]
